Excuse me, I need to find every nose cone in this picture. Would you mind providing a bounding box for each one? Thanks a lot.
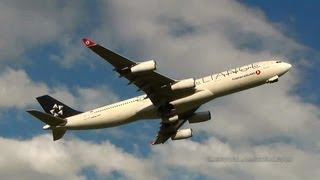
[279,62,292,76]
[284,62,292,72]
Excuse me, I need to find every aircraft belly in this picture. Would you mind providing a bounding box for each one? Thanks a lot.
[171,89,213,114]
[136,90,214,117]
[66,106,140,130]
[64,98,161,130]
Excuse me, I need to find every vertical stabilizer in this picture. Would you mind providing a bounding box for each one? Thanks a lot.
[36,95,82,118]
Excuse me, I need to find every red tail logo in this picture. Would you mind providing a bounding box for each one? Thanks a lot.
[82,38,96,47]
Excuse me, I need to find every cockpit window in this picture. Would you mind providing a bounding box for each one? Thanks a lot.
[276,61,282,63]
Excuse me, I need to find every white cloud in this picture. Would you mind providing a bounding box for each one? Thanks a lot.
[0,68,118,111]
[75,86,119,110]
[91,0,304,78]
[150,139,320,180]
[0,68,49,108]
[0,0,87,66]
[0,0,319,179]
[0,135,155,180]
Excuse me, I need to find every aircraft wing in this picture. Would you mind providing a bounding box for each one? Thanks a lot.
[152,108,198,145]
[82,38,176,105]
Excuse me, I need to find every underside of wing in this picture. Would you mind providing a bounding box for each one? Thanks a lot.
[82,38,182,105]
[83,38,136,69]
[152,108,199,145]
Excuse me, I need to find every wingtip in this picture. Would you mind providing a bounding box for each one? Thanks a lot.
[26,109,36,113]
[82,38,96,47]
[150,141,158,145]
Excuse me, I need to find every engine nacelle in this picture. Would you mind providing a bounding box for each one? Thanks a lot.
[171,78,195,91]
[266,75,279,83]
[162,115,179,123]
[130,60,156,73]
[188,111,211,124]
[171,128,193,140]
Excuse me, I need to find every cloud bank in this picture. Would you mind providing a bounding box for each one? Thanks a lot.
[0,0,319,179]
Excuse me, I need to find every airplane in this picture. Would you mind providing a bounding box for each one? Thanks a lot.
[27,38,292,145]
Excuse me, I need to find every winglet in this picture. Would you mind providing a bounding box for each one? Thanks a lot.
[82,38,96,47]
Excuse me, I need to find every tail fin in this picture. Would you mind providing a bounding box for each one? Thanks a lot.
[36,95,82,119]
[27,110,67,141]
[28,95,82,141]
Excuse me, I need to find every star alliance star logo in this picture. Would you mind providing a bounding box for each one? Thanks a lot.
[50,104,63,117]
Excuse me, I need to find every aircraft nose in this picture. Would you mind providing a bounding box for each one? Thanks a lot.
[284,62,292,71]
[279,62,292,76]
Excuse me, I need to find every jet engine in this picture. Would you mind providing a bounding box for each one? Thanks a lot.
[266,75,279,83]
[171,78,195,91]
[188,111,211,124]
[162,115,179,123]
[171,128,193,140]
[130,60,156,73]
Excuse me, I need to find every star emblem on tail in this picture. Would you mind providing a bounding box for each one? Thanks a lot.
[50,104,64,117]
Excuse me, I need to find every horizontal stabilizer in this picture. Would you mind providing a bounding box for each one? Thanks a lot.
[27,110,66,126]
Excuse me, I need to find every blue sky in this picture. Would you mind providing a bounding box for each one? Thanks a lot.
[244,0,320,49]
[242,0,320,104]
[0,1,319,179]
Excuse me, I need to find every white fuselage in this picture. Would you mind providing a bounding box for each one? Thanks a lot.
[62,60,291,130]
